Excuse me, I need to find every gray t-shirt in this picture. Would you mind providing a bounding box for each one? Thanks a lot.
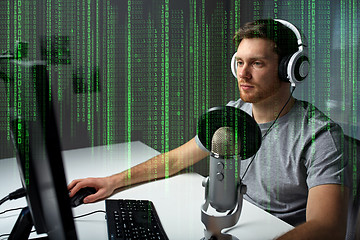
[195,99,348,226]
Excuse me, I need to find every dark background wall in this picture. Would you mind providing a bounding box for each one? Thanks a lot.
[0,0,359,175]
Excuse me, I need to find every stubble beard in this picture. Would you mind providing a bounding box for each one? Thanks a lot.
[238,83,281,104]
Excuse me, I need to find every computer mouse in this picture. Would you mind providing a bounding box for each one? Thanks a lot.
[70,187,96,208]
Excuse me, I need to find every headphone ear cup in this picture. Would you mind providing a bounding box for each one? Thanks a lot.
[289,52,310,84]
[278,55,291,82]
[231,53,237,78]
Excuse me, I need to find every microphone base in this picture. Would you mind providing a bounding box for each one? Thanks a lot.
[201,230,239,240]
[201,177,247,240]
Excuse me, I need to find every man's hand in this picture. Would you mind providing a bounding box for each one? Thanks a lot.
[68,176,116,203]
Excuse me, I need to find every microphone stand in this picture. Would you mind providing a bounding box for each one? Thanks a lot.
[196,106,262,240]
[201,176,247,240]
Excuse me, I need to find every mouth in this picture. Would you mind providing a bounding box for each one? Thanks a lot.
[240,84,254,90]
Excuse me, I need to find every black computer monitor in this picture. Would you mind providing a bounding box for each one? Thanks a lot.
[6,63,77,240]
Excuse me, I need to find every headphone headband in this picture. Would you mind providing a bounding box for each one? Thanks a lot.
[274,19,307,47]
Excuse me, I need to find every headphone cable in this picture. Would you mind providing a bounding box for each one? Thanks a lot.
[241,87,296,180]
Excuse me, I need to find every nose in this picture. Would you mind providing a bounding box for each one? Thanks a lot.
[237,64,251,79]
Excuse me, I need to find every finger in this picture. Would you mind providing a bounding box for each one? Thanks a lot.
[69,181,87,197]
[83,192,100,203]
[84,188,108,203]
[67,179,81,190]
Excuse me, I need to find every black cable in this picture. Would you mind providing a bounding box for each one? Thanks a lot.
[0,208,104,239]
[0,209,106,239]
[0,207,24,215]
[8,188,26,200]
[0,188,26,206]
[0,233,10,238]
[0,230,36,239]
[0,207,106,220]
[241,87,296,180]
[0,196,9,206]
[0,207,28,240]
[74,210,106,219]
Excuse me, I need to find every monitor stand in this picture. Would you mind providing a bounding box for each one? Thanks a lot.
[9,207,48,240]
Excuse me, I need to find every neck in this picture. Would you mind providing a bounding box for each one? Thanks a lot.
[252,89,295,124]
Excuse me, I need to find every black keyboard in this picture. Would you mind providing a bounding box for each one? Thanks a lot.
[105,199,169,240]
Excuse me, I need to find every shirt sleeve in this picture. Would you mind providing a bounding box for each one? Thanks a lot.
[304,123,350,189]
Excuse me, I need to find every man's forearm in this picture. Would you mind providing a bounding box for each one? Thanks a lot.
[108,152,173,190]
[107,138,208,192]
[276,220,346,240]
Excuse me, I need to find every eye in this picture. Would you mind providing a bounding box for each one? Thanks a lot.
[253,61,263,67]
[236,60,243,67]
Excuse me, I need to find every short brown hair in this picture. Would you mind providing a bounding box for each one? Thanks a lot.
[233,19,299,60]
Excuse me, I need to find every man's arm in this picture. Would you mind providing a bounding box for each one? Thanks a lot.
[68,138,209,203]
[276,184,349,240]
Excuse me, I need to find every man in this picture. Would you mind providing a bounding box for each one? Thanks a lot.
[68,19,349,239]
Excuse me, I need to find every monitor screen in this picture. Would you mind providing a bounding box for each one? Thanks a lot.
[8,62,77,240]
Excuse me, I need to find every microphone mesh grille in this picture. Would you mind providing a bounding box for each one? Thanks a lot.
[211,127,240,156]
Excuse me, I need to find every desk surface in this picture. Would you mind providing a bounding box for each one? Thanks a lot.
[0,141,293,240]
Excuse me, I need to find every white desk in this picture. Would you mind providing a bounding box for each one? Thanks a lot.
[0,141,293,239]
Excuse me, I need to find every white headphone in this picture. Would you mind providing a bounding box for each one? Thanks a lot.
[231,19,310,87]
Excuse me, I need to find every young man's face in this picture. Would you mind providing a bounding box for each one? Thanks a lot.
[235,38,284,104]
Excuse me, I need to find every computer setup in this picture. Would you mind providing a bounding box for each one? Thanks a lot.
[0,58,169,240]
[2,61,77,240]
[0,59,256,240]
[0,39,260,240]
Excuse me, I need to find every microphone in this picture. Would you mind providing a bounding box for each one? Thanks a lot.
[197,106,262,240]
[208,127,240,212]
